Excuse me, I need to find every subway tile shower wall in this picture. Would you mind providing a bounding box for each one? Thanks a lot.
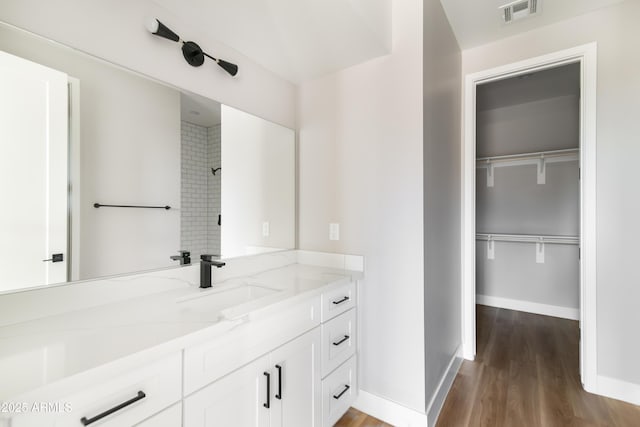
[180,121,221,261]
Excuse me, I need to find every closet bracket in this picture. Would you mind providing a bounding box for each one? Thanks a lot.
[537,155,546,185]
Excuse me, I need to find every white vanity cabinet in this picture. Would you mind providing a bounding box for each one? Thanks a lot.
[183,280,357,427]
[319,282,358,427]
[183,354,271,427]
[184,328,321,427]
[0,261,362,427]
[7,352,182,427]
[268,328,322,427]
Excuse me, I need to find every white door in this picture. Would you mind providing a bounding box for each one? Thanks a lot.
[269,329,322,427]
[0,50,68,291]
[184,354,271,427]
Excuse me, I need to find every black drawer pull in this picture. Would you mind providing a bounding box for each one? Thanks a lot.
[263,372,271,408]
[333,384,350,400]
[275,365,282,400]
[332,296,350,305]
[80,391,146,426]
[332,335,350,346]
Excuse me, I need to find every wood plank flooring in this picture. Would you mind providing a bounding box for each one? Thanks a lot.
[436,305,640,427]
[335,408,392,427]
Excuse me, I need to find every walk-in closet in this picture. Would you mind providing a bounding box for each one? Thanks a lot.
[475,63,581,322]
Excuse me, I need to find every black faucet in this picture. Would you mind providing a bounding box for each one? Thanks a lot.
[200,254,226,288]
[170,250,191,265]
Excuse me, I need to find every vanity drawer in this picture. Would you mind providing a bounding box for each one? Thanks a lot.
[135,402,182,427]
[322,355,357,427]
[10,352,182,427]
[321,308,356,377]
[184,296,321,395]
[321,281,356,322]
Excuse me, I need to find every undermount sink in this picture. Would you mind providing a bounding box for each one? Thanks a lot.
[175,284,280,319]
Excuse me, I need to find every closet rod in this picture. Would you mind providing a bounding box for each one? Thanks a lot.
[476,233,579,245]
[476,148,578,163]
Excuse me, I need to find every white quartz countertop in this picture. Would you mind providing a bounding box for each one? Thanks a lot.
[0,263,361,400]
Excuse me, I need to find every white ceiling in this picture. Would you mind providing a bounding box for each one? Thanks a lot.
[154,0,392,84]
[440,0,628,49]
[181,92,221,127]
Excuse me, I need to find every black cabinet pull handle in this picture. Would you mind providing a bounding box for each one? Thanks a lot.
[332,335,350,346]
[332,296,350,305]
[333,385,350,400]
[263,372,271,408]
[80,391,146,425]
[275,364,282,400]
[42,253,64,263]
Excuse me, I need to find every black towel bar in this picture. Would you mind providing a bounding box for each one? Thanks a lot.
[94,203,171,210]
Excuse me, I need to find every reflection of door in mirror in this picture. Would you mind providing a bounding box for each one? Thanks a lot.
[221,106,295,258]
[0,51,68,291]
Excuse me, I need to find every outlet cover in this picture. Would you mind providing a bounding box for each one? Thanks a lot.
[329,223,340,241]
[262,221,270,237]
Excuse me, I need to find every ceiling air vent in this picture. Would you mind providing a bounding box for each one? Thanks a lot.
[500,0,541,23]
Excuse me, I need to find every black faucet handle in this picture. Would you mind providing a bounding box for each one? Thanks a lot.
[200,254,225,268]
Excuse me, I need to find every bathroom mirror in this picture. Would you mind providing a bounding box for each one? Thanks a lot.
[0,22,295,293]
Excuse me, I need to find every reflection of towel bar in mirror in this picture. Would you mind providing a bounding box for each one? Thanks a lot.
[93,203,171,210]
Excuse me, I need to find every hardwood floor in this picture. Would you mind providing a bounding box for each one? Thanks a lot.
[436,305,640,427]
[335,408,392,427]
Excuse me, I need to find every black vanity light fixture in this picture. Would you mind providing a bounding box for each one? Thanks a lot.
[146,18,239,77]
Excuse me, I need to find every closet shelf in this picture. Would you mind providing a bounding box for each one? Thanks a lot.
[476,148,578,186]
[476,233,579,245]
[476,148,578,167]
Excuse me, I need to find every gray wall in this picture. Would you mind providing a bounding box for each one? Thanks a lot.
[476,163,579,236]
[477,95,580,157]
[423,0,462,414]
[475,66,579,311]
[476,241,579,309]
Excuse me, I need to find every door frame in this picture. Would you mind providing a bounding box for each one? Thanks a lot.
[461,43,598,391]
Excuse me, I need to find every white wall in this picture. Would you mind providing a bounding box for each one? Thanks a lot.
[221,106,295,258]
[422,0,462,415]
[462,0,640,386]
[0,0,296,129]
[298,0,427,412]
[0,23,181,281]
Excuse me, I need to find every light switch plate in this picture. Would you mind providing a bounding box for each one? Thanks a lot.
[329,223,340,241]
[262,221,270,237]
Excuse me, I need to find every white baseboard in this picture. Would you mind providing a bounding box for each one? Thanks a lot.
[426,348,463,426]
[476,294,579,320]
[353,390,428,427]
[597,375,640,406]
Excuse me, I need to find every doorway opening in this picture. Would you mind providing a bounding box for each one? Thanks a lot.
[461,44,597,391]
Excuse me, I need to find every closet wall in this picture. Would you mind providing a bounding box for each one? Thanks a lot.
[475,64,580,317]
